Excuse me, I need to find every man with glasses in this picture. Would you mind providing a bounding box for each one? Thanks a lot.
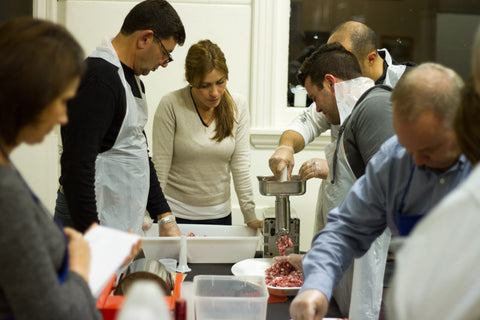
[158,38,174,64]
[55,0,186,237]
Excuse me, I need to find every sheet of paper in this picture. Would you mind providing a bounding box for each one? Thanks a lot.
[84,225,140,297]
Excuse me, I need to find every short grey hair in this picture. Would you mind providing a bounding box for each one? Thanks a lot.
[391,62,464,128]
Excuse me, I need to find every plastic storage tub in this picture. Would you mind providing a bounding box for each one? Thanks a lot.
[193,275,268,320]
[142,224,262,263]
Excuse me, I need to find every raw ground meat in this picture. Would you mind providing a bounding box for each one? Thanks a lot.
[265,234,301,288]
[277,234,293,256]
[265,261,304,288]
[185,232,206,237]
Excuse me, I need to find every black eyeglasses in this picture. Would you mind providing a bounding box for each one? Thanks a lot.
[158,38,173,64]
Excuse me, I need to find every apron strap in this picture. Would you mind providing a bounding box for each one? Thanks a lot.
[331,85,393,184]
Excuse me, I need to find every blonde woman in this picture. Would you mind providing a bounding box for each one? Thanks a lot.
[152,40,261,229]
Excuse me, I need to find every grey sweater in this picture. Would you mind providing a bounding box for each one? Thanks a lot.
[0,165,101,320]
[152,86,256,223]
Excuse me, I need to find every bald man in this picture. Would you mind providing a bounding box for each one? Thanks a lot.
[269,21,415,319]
[270,20,415,234]
[329,20,415,88]
[386,25,480,320]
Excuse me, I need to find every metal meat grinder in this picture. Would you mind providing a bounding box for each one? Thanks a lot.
[257,175,306,257]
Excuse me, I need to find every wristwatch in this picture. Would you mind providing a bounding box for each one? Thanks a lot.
[158,214,176,225]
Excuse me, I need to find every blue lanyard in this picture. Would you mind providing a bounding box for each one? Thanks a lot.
[395,165,422,236]
[397,165,416,215]
[56,221,70,285]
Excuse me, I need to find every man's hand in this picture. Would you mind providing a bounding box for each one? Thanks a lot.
[299,158,329,180]
[142,213,153,231]
[290,289,329,320]
[269,146,295,181]
[247,219,263,229]
[273,253,304,271]
[269,130,306,181]
[157,213,182,236]
[158,220,182,236]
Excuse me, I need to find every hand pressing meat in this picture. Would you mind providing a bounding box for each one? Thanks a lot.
[273,253,304,271]
[265,254,305,288]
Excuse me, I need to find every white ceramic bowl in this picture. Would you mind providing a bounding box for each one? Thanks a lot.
[231,258,301,296]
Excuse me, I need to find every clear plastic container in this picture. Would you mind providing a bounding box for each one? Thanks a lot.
[193,275,268,320]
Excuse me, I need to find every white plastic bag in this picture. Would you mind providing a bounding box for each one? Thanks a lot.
[349,228,391,320]
[116,280,170,320]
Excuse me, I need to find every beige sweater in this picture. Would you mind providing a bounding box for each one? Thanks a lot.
[152,86,256,224]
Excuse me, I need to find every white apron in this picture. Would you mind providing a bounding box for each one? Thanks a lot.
[313,77,375,233]
[91,38,150,234]
[329,129,359,316]
[334,102,392,320]
[378,49,407,88]
[348,50,404,320]
[332,130,391,320]
[313,126,338,231]
[349,230,391,320]
[314,82,391,319]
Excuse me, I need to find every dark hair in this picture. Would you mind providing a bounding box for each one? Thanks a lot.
[454,76,480,164]
[185,40,236,142]
[0,17,85,145]
[121,0,185,46]
[297,42,362,87]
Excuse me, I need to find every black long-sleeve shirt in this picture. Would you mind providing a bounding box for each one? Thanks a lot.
[59,57,170,232]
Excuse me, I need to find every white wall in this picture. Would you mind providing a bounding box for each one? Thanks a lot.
[19,0,330,251]
[10,131,61,214]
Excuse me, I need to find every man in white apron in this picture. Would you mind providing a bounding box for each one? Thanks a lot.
[275,42,395,318]
[269,21,413,319]
[290,63,471,320]
[55,0,185,236]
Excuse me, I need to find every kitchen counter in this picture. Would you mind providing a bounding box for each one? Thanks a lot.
[183,249,343,319]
